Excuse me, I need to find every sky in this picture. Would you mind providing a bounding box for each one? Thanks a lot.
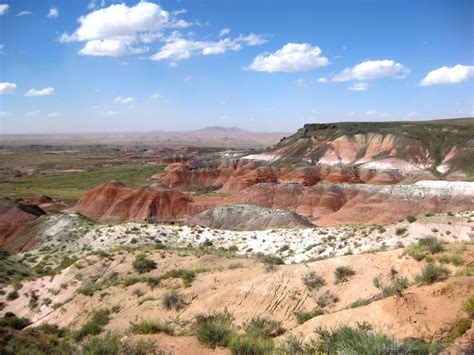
[0,0,473,134]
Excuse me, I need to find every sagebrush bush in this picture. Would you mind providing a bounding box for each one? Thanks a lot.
[244,317,285,337]
[294,309,324,324]
[129,319,173,335]
[334,266,355,284]
[81,332,156,354]
[162,290,185,310]
[415,263,450,284]
[463,295,474,318]
[228,335,274,354]
[405,237,444,261]
[195,312,236,348]
[132,254,157,274]
[302,271,326,291]
[74,308,111,341]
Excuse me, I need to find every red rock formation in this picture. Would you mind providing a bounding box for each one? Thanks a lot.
[72,181,201,223]
[19,196,69,213]
[0,199,46,247]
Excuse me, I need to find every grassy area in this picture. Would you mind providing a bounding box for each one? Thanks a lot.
[0,165,164,203]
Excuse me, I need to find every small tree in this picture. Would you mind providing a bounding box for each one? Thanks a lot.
[132,254,157,274]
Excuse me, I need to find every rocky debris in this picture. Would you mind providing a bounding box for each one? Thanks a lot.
[0,198,45,247]
[72,181,202,223]
[189,204,313,230]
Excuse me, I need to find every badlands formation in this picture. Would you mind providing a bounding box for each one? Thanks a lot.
[0,118,474,354]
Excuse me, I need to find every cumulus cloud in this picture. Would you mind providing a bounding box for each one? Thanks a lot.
[0,82,16,95]
[48,112,62,117]
[80,39,126,56]
[47,7,59,18]
[26,110,40,117]
[25,87,55,97]
[17,10,32,16]
[60,2,189,57]
[114,96,134,104]
[104,110,119,116]
[316,77,328,83]
[0,4,9,15]
[151,93,161,99]
[219,28,230,37]
[348,82,369,91]
[332,60,409,82]
[420,64,474,86]
[151,33,266,63]
[245,43,329,72]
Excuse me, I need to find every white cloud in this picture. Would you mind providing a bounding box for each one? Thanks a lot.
[104,110,119,116]
[114,96,134,104]
[79,39,148,56]
[345,112,356,117]
[0,44,4,53]
[420,64,474,86]
[348,82,369,91]
[406,112,417,118]
[332,60,409,82]
[87,1,96,9]
[48,112,62,117]
[151,93,161,99]
[61,2,189,57]
[26,110,40,117]
[237,33,267,46]
[0,4,9,16]
[151,33,265,62]
[246,43,329,73]
[17,10,32,16]
[219,28,230,37]
[25,87,55,97]
[0,112,11,118]
[0,82,16,95]
[365,110,377,116]
[47,7,59,18]
[316,77,328,83]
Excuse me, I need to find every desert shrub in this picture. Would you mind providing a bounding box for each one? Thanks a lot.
[415,263,450,284]
[132,254,157,274]
[294,309,324,324]
[405,237,444,261]
[302,271,326,291]
[81,332,156,354]
[0,313,31,330]
[373,274,410,298]
[316,291,339,308]
[395,228,407,236]
[195,311,236,348]
[314,324,443,354]
[406,215,417,223]
[349,298,372,308]
[334,266,355,284]
[228,335,274,354]
[162,290,185,310]
[129,319,173,335]
[74,308,111,341]
[146,276,161,288]
[259,254,284,265]
[463,295,474,317]
[279,245,290,252]
[244,317,285,338]
[6,290,19,301]
[447,317,472,340]
[162,269,196,287]
[78,282,96,296]
[455,263,474,277]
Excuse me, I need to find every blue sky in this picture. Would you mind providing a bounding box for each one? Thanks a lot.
[0,0,473,134]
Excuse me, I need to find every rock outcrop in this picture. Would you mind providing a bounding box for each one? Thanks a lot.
[72,181,201,223]
[189,204,313,230]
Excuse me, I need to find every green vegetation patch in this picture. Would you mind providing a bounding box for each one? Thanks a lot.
[0,165,164,203]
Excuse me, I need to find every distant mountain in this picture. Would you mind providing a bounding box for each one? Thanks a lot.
[0,126,291,149]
